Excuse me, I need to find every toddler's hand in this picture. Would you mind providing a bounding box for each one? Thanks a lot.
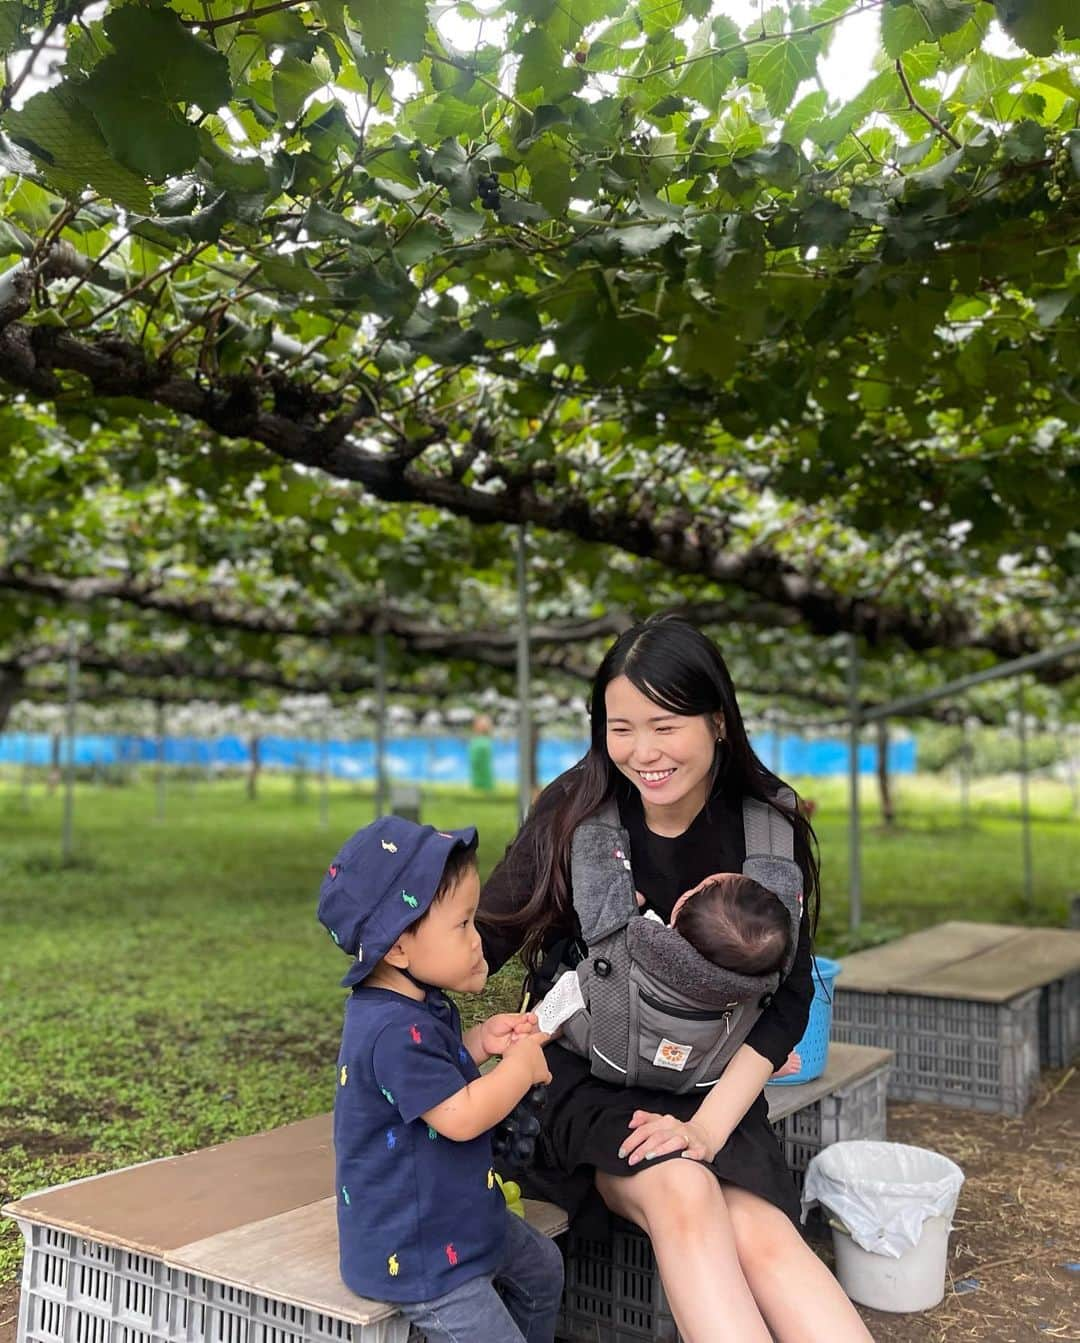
[503,1032,552,1086]
[634,890,646,908]
[772,1051,801,1079]
[479,1011,539,1058]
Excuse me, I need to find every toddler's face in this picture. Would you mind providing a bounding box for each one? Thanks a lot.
[400,867,488,994]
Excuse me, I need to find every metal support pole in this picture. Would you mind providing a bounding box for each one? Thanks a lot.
[770,711,781,775]
[1017,678,1033,909]
[155,700,166,823]
[319,719,329,830]
[375,626,388,819]
[847,633,862,933]
[516,524,532,822]
[859,636,1080,723]
[62,645,77,864]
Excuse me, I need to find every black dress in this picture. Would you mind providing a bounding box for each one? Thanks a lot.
[478,776,815,1235]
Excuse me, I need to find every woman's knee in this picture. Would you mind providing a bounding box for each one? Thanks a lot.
[724,1185,802,1274]
[597,1160,722,1235]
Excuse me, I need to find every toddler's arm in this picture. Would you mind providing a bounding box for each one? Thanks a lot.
[422,1034,551,1143]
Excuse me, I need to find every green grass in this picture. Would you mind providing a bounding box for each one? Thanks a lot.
[0,771,1076,1283]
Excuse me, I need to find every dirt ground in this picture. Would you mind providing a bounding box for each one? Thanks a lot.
[1,1068,1076,1343]
[848,1065,1079,1342]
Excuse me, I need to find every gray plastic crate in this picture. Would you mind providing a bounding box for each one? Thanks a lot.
[833,986,1040,1115]
[560,1223,678,1343]
[769,1063,888,1190]
[14,1221,411,1343]
[1039,973,1080,1069]
[559,1060,889,1342]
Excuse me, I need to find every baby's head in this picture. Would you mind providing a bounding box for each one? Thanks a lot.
[671,873,791,978]
[317,817,486,994]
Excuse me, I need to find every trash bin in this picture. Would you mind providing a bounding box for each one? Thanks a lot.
[769,955,841,1085]
[801,1140,965,1313]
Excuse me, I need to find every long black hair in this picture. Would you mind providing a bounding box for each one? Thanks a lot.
[490,613,820,969]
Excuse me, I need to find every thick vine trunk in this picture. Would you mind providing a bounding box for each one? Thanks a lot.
[0,666,24,733]
[876,719,895,827]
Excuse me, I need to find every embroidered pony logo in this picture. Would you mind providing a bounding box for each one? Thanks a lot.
[445,1244,458,1266]
[409,1025,422,1044]
[381,840,398,853]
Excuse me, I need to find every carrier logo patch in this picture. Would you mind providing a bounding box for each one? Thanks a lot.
[654,1038,693,1071]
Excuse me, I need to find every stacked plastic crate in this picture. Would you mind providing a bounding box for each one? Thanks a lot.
[831,922,1080,1117]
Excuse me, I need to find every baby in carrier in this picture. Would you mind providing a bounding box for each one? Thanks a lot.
[540,795,805,1092]
[640,872,791,977]
[639,873,801,1078]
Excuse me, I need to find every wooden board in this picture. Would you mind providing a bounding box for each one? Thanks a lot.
[910,928,1080,1002]
[164,1197,569,1327]
[835,922,1080,1003]
[2,1114,333,1254]
[765,1043,892,1122]
[835,922,1020,993]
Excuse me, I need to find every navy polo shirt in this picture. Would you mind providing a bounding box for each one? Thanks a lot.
[334,985,507,1303]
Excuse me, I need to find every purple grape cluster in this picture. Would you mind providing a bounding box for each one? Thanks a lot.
[492,1084,547,1165]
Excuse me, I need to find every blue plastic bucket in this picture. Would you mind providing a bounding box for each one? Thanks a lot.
[768,956,842,1085]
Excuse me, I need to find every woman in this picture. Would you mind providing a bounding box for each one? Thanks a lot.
[479,616,872,1342]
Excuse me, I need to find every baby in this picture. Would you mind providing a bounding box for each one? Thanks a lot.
[641,872,801,1077]
[645,872,793,977]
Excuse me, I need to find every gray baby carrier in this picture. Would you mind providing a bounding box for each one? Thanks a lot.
[557,789,803,1094]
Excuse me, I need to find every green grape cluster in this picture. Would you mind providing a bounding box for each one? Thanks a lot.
[996,172,1036,203]
[821,161,875,209]
[1047,130,1072,202]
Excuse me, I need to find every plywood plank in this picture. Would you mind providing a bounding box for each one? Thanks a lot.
[164,1196,568,1327]
[905,928,1080,1002]
[2,1114,333,1254]
[765,1043,892,1122]
[835,922,1024,993]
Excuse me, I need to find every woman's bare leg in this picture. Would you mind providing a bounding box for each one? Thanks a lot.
[723,1185,875,1342]
[596,1162,772,1343]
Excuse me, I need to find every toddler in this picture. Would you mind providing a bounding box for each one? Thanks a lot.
[318,816,564,1343]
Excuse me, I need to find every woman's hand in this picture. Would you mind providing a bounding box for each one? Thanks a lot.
[772,1051,801,1079]
[617,1109,727,1166]
[478,1011,540,1058]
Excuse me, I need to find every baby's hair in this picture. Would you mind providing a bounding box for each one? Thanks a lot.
[405,841,478,932]
[674,874,791,977]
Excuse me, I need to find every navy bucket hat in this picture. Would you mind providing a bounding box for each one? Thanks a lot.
[317,815,478,989]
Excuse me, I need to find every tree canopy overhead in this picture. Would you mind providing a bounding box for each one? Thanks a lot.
[0,0,1078,682]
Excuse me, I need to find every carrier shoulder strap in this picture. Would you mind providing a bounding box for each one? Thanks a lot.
[742,787,803,978]
[742,787,796,861]
[569,799,637,945]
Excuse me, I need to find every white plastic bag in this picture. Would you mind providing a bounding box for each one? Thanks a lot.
[801,1141,964,1259]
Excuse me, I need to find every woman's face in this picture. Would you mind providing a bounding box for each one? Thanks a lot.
[604,675,721,812]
